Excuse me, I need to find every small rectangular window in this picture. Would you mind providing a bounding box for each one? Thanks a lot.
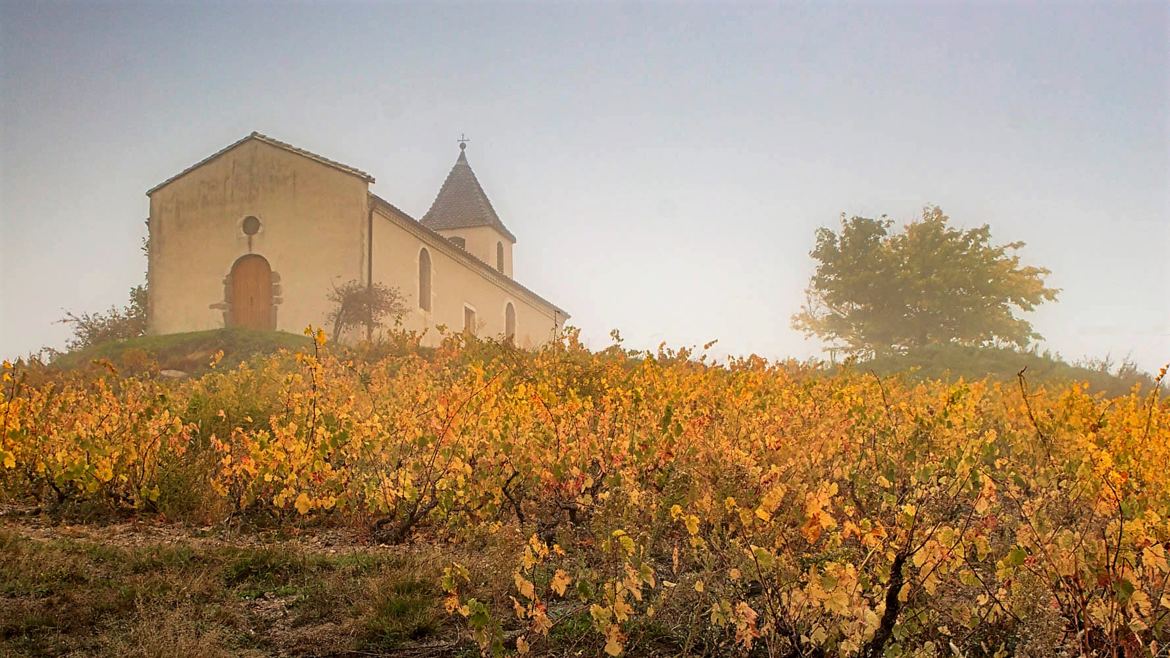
[450,236,466,249]
[463,306,477,336]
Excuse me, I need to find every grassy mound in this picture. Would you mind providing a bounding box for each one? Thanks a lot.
[51,328,310,375]
[851,343,1150,396]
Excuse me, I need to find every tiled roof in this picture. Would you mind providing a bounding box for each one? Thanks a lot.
[420,147,517,243]
[147,132,374,195]
[370,193,566,318]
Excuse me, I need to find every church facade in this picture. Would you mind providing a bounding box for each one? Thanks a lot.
[145,132,567,347]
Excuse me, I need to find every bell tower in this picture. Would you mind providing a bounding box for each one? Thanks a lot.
[420,137,516,277]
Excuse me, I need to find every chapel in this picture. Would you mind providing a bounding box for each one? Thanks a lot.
[145,132,567,347]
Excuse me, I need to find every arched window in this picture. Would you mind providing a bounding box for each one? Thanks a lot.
[505,302,516,343]
[496,242,504,272]
[418,248,432,311]
[463,305,477,336]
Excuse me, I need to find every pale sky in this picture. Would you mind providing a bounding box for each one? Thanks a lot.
[2,1,1167,370]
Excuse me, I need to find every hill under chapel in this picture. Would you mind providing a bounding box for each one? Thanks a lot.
[145,132,568,347]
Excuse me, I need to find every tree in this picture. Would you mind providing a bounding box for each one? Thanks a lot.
[58,236,150,352]
[793,206,1058,356]
[58,284,148,351]
[326,280,406,341]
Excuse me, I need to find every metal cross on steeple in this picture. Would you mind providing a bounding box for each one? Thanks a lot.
[457,133,470,151]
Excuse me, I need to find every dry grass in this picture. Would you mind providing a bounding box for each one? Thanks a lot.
[0,512,691,657]
[0,518,493,658]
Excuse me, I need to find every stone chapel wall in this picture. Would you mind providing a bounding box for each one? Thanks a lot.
[369,204,563,348]
[147,140,368,335]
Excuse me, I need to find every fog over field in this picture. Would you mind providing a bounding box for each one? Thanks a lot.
[1,2,1166,368]
[2,5,1170,656]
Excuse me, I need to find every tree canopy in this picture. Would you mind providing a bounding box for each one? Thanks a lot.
[793,206,1058,356]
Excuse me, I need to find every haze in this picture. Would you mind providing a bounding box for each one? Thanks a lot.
[1,1,1167,369]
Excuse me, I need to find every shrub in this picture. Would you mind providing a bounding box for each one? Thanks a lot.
[58,285,148,351]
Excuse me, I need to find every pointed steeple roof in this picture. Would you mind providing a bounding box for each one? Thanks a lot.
[421,142,517,242]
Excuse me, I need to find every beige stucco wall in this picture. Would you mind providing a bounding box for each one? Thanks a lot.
[371,205,563,348]
[434,225,513,277]
[147,139,369,335]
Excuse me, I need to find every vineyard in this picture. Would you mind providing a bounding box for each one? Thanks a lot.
[1,329,1168,657]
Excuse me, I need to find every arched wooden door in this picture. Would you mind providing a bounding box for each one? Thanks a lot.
[229,255,273,330]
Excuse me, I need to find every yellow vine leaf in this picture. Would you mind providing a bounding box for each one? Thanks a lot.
[514,572,536,600]
[550,569,572,597]
[603,624,626,656]
[294,492,312,515]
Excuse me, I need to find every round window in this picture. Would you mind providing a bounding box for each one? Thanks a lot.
[242,216,261,235]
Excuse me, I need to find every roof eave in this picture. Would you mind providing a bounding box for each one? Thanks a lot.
[423,220,518,244]
[146,132,375,197]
